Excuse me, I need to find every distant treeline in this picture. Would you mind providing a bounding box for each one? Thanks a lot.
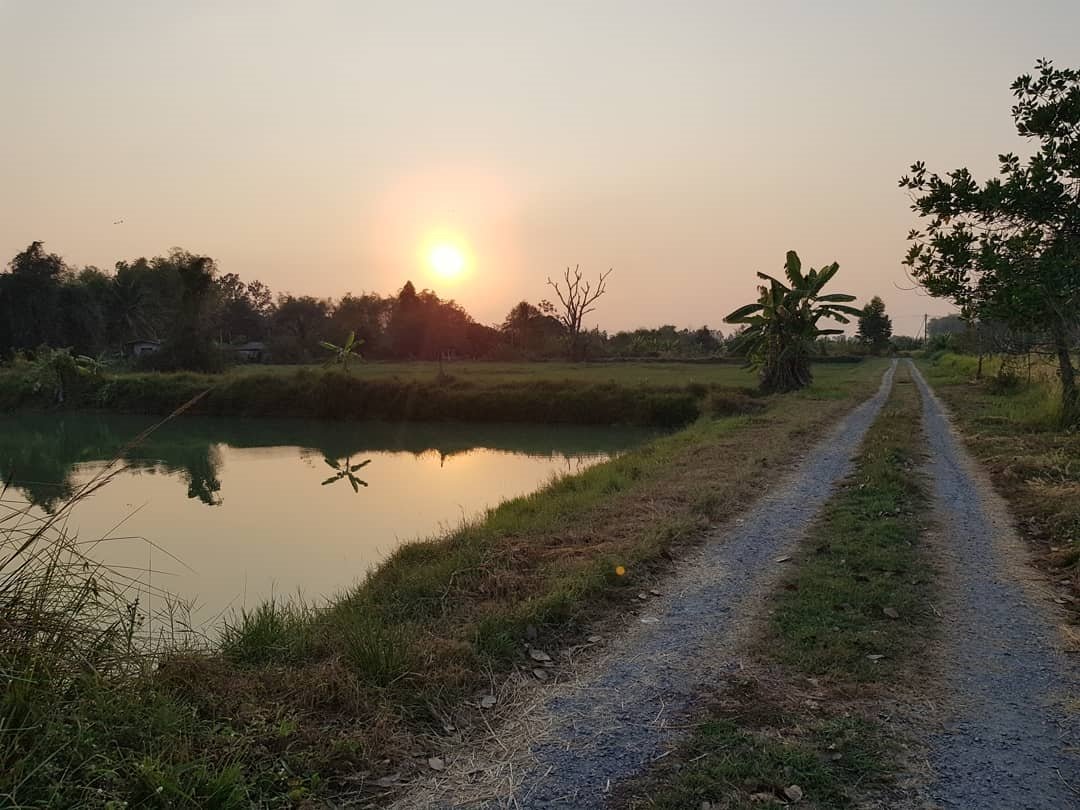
[0,242,732,367]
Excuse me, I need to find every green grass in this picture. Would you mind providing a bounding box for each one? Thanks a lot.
[920,351,1066,429]
[634,364,931,808]
[638,712,887,810]
[3,360,889,806]
[771,370,931,681]
[0,360,872,428]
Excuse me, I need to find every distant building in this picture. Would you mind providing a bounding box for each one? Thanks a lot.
[225,341,268,363]
[123,339,161,358]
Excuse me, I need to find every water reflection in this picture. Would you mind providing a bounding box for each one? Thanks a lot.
[320,457,371,492]
[0,413,652,511]
[0,413,655,625]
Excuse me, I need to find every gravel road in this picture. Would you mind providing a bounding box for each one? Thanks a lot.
[909,360,1080,809]
[472,361,898,808]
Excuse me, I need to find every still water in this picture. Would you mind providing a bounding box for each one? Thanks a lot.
[0,413,652,628]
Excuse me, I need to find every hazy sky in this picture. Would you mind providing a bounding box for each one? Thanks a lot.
[2,1,1076,335]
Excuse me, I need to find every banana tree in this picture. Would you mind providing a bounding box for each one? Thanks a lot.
[319,331,363,372]
[725,251,862,393]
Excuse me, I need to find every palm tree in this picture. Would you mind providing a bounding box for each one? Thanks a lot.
[725,251,862,393]
[319,331,363,371]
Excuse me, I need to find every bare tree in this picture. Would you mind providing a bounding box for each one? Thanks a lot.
[545,265,613,360]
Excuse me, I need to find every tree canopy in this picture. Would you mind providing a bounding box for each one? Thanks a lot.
[900,59,1080,422]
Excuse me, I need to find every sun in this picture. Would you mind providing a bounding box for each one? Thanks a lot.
[428,243,466,280]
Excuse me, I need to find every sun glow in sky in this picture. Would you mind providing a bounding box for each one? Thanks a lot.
[428,242,467,281]
[2,1,1078,334]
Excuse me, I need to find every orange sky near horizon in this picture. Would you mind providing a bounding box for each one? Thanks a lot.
[2,1,1077,337]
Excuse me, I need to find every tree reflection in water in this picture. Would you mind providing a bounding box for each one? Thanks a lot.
[0,413,655,511]
[320,457,370,492]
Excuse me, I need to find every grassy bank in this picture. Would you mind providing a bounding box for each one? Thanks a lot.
[0,360,871,428]
[918,351,1080,613]
[0,362,768,427]
[628,364,934,808]
[2,361,886,807]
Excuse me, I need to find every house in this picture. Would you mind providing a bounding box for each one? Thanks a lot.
[225,341,269,363]
[123,339,161,358]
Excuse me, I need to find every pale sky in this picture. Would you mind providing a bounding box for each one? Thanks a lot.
[2,1,1076,336]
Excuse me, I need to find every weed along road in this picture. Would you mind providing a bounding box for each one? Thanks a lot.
[394,359,1080,810]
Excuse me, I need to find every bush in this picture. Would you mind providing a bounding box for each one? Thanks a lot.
[0,367,764,427]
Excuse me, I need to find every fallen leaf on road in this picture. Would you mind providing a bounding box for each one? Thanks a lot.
[866,654,885,662]
[532,668,549,681]
[428,757,445,771]
[480,695,497,709]
[528,648,552,662]
[774,555,792,563]
[784,784,804,802]
[883,606,900,619]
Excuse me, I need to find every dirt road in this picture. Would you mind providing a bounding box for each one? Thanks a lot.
[909,361,1079,809]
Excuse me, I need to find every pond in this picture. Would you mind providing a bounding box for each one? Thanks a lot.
[0,413,654,631]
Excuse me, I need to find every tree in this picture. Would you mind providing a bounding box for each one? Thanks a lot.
[500,301,565,355]
[692,325,722,355]
[546,265,612,360]
[857,296,893,354]
[900,59,1080,423]
[0,242,67,352]
[331,293,391,354]
[724,251,862,393]
[156,250,221,371]
[270,295,332,361]
[215,272,268,343]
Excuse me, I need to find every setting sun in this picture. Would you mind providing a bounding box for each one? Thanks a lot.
[428,243,466,280]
